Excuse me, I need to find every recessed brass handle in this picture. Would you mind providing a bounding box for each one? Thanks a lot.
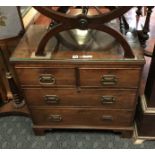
[39,74,56,85]
[48,115,62,122]
[102,115,113,121]
[101,96,116,105]
[101,75,117,86]
[44,95,60,104]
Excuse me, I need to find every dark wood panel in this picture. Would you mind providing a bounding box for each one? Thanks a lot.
[24,88,137,109]
[80,68,141,88]
[30,107,133,127]
[136,101,155,137]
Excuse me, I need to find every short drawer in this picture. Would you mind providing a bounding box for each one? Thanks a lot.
[30,107,133,127]
[24,88,137,109]
[15,67,75,86]
[80,68,141,88]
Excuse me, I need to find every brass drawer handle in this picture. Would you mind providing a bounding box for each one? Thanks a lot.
[101,96,116,105]
[101,75,117,86]
[44,95,60,104]
[39,74,56,85]
[48,115,62,122]
[102,115,113,121]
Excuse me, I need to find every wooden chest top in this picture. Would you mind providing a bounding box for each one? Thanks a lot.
[10,25,145,66]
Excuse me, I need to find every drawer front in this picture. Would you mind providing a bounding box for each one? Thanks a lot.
[15,68,75,86]
[80,68,141,88]
[24,88,137,109]
[30,108,133,127]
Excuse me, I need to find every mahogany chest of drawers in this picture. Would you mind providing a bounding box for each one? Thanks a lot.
[10,25,145,137]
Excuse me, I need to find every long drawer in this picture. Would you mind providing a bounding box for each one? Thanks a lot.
[80,68,141,88]
[30,107,133,127]
[15,67,75,86]
[24,88,137,109]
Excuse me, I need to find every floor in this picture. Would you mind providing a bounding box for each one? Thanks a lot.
[1,116,155,149]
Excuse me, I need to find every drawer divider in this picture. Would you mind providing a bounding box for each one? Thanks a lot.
[75,67,80,90]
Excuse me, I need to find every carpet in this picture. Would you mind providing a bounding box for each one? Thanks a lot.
[0,116,155,149]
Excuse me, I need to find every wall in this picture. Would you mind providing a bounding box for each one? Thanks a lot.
[0,6,23,39]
